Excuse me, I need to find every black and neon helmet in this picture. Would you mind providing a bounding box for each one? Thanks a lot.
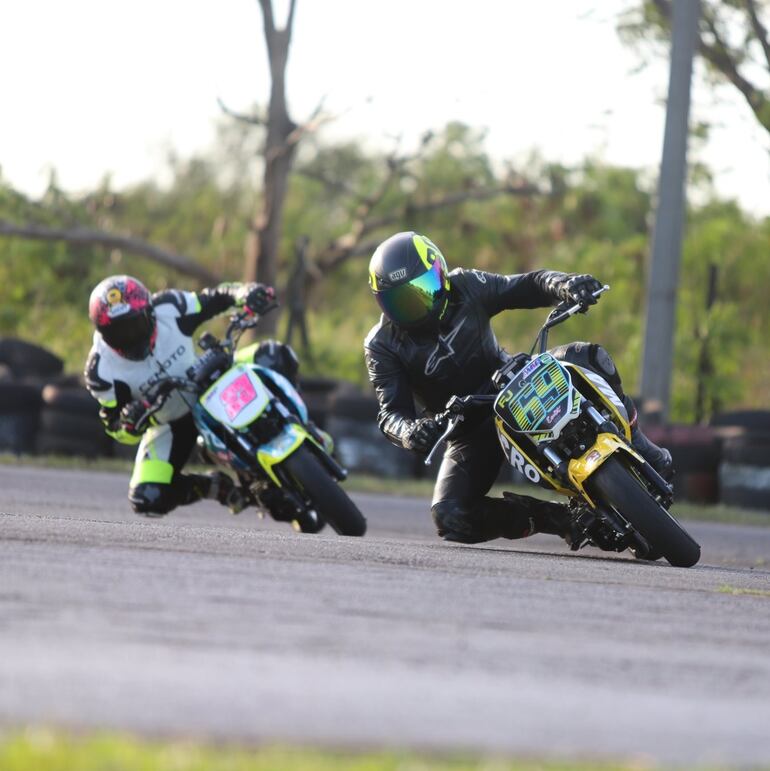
[368,232,450,329]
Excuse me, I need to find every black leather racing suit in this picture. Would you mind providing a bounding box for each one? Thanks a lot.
[364,268,628,543]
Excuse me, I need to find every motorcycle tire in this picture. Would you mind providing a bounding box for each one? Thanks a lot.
[291,509,326,534]
[588,456,700,568]
[282,444,367,536]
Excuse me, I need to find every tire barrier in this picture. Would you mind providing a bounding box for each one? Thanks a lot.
[326,393,415,478]
[0,382,42,454]
[645,424,720,504]
[0,338,63,380]
[719,431,770,510]
[711,410,770,434]
[0,333,767,509]
[36,384,112,458]
[297,376,339,430]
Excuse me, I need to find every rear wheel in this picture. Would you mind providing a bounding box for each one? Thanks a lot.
[281,444,367,536]
[588,456,700,567]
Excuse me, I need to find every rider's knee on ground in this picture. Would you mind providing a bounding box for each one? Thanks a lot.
[431,499,485,544]
[129,482,178,517]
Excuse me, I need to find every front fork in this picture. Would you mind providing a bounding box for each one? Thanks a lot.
[548,405,672,509]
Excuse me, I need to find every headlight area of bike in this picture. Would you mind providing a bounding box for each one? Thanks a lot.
[493,355,622,476]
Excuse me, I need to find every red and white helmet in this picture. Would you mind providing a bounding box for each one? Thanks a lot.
[88,275,156,360]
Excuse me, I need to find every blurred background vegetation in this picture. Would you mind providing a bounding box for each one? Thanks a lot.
[1,119,768,423]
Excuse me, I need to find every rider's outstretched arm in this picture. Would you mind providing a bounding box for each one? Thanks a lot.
[154,283,272,337]
[459,269,599,317]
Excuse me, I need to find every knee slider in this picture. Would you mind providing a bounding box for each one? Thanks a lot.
[590,344,616,377]
[129,483,176,517]
[431,500,479,543]
[564,342,621,393]
[589,344,622,393]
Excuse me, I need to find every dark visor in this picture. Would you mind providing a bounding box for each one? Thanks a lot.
[375,259,445,326]
[100,311,153,353]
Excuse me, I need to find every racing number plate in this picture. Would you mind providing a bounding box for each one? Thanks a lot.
[494,353,572,434]
[219,372,258,421]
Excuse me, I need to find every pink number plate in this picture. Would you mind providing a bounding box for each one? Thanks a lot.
[219,373,258,421]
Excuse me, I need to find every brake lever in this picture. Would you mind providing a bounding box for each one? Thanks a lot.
[424,413,463,467]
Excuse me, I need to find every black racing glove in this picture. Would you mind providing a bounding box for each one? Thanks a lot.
[238,283,276,315]
[403,417,442,454]
[119,399,151,437]
[559,274,603,311]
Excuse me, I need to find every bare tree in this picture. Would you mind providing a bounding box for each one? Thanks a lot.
[1,1,544,328]
[622,0,770,136]
[220,0,327,334]
[0,219,219,284]
[306,151,544,276]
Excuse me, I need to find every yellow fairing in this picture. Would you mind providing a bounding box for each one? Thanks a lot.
[561,363,632,441]
[256,424,323,486]
[495,418,573,497]
[568,433,644,507]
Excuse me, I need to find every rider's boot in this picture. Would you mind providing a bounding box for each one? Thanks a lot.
[499,492,575,545]
[205,471,248,514]
[432,494,573,545]
[622,396,673,480]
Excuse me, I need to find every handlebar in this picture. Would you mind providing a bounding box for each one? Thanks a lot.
[531,284,610,354]
[547,284,609,327]
[223,301,279,349]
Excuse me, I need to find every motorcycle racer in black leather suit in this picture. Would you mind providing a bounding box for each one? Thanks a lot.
[364,231,672,544]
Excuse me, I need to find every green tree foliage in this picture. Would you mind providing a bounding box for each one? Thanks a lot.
[1,124,767,422]
[619,0,770,135]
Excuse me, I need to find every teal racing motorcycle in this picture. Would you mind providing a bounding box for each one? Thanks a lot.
[135,307,366,536]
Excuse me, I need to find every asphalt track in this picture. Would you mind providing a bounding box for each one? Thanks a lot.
[1,465,769,766]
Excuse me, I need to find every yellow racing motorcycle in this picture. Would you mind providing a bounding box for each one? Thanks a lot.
[426,286,700,567]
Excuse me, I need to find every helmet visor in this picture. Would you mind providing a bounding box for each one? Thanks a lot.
[100,311,154,359]
[375,258,446,326]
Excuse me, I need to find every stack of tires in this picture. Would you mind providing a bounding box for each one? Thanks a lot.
[645,423,721,503]
[37,383,113,458]
[326,391,416,478]
[0,338,63,454]
[712,411,770,511]
[0,380,43,454]
[297,376,338,430]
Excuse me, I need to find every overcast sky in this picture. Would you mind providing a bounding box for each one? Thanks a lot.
[2,0,769,215]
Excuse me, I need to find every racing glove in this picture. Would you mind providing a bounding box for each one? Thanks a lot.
[119,399,152,437]
[403,417,442,454]
[238,283,276,315]
[559,274,603,310]
[217,282,276,315]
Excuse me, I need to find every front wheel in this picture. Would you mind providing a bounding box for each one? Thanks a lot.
[281,444,367,536]
[587,456,700,567]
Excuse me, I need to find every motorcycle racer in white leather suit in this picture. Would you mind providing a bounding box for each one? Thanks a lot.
[84,275,297,516]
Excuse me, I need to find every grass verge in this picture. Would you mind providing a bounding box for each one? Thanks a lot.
[717,584,770,598]
[0,729,666,771]
[2,453,769,528]
[349,473,770,528]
